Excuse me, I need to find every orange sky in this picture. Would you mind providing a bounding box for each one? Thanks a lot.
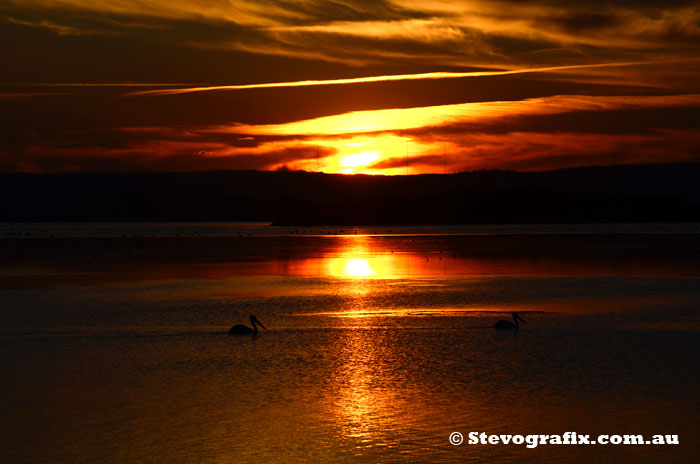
[1,0,699,173]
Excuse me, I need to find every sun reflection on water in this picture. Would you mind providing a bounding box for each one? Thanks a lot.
[321,237,412,280]
[340,258,376,277]
[329,329,411,447]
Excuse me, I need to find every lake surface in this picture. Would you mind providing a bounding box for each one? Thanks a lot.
[2,227,699,462]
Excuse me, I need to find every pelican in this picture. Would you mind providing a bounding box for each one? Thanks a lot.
[494,312,526,330]
[229,315,266,335]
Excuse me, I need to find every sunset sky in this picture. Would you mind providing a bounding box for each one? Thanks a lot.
[1,0,699,174]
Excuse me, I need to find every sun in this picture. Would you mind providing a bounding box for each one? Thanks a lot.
[339,150,381,169]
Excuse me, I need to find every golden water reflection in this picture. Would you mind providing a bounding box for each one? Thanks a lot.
[297,236,451,279]
[327,328,419,448]
[4,234,700,291]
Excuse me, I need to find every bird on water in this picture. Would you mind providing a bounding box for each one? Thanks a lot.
[494,312,526,330]
[229,315,266,335]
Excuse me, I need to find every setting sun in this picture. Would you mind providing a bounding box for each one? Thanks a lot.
[339,151,381,168]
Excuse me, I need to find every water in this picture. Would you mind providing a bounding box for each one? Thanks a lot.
[2,229,699,462]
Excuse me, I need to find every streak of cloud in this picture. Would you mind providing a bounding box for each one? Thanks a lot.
[0,92,66,99]
[216,94,700,136]
[127,60,684,96]
[1,83,194,87]
[368,130,700,172]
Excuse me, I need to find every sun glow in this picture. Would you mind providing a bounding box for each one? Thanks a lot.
[277,134,444,175]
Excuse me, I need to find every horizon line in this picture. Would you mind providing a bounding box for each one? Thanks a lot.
[2,160,697,176]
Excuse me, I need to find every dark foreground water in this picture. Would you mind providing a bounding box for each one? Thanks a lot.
[1,230,699,463]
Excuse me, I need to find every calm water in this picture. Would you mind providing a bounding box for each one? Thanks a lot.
[2,230,700,462]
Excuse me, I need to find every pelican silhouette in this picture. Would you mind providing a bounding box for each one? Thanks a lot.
[494,312,526,330]
[229,315,266,335]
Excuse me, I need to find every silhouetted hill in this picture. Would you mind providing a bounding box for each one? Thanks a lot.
[2,163,700,225]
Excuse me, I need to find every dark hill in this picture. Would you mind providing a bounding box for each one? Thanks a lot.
[2,163,699,225]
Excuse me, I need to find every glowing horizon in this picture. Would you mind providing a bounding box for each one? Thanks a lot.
[198,93,700,174]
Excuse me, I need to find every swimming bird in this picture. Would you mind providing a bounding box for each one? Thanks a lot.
[229,315,266,335]
[494,312,526,330]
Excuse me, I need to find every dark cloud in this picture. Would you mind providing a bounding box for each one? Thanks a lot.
[3,141,338,173]
[543,11,623,33]
[271,0,418,24]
